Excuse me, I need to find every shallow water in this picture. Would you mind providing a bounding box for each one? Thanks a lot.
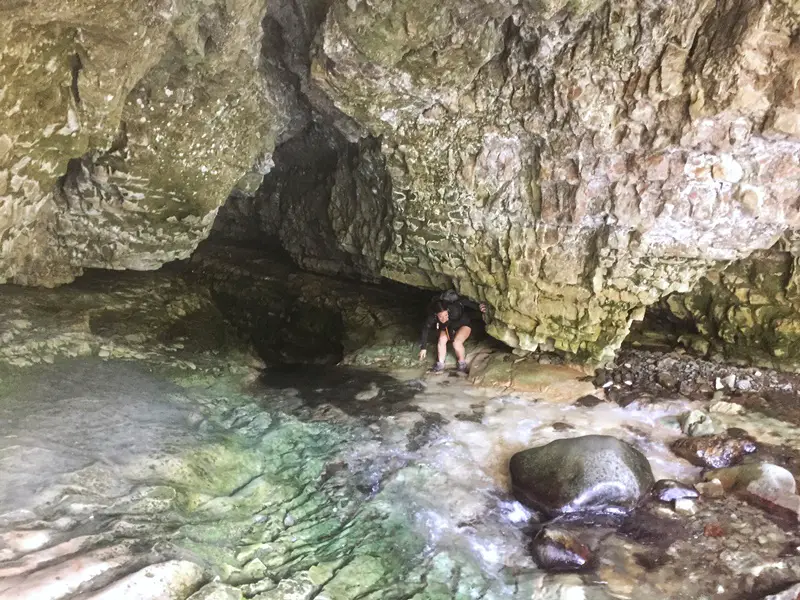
[1,359,798,599]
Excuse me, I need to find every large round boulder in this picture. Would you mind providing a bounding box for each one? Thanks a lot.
[509,435,655,518]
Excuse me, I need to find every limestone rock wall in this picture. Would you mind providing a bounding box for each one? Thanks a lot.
[0,0,294,286]
[657,239,800,369]
[311,0,800,361]
[4,0,800,362]
[213,123,393,281]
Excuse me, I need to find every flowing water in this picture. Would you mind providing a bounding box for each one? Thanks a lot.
[1,358,798,600]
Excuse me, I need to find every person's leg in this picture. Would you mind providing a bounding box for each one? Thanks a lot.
[432,329,448,371]
[453,326,472,371]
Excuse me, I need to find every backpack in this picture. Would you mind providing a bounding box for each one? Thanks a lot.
[439,289,460,303]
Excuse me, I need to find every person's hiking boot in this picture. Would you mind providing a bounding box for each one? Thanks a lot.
[430,361,445,373]
[456,360,468,374]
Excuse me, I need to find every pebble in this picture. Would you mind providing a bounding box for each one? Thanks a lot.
[695,479,725,498]
[529,528,592,572]
[673,498,697,516]
[680,410,715,437]
[652,480,699,502]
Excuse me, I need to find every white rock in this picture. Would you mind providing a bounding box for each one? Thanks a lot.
[355,383,380,401]
[708,401,744,415]
[0,546,131,600]
[680,410,715,436]
[673,498,697,516]
[85,560,205,600]
[187,582,243,600]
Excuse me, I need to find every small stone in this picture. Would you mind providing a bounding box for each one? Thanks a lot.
[722,374,736,389]
[187,582,243,600]
[652,479,699,502]
[657,371,677,389]
[529,527,592,572]
[574,394,605,407]
[736,378,753,391]
[708,401,744,415]
[711,390,726,401]
[704,523,725,537]
[680,410,715,437]
[715,377,724,391]
[355,383,380,401]
[695,479,725,498]
[673,498,697,516]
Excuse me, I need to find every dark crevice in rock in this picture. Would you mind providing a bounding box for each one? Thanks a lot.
[69,52,83,106]
[213,121,393,283]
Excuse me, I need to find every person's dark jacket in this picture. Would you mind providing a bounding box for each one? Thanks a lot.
[419,296,481,349]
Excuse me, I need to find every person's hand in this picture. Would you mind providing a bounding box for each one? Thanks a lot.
[479,303,487,313]
[418,349,427,361]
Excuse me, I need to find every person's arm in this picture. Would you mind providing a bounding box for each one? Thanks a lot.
[460,298,487,315]
[419,314,436,349]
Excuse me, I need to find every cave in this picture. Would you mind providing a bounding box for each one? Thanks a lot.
[2,1,800,599]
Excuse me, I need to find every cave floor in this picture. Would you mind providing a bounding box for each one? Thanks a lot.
[2,271,800,599]
[2,354,800,600]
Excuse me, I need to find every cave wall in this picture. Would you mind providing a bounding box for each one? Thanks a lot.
[657,237,800,368]
[0,0,299,286]
[3,0,800,363]
[212,123,393,281]
[309,0,800,361]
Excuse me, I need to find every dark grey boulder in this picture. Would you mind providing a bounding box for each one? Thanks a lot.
[509,435,655,517]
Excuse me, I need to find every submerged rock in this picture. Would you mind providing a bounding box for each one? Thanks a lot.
[707,463,800,522]
[680,410,715,437]
[705,463,797,495]
[509,435,654,517]
[530,528,592,572]
[651,480,699,503]
[85,560,206,600]
[671,434,757,469]
[673,498,697,516]
[695,479,725,498]
[761,582,800,600]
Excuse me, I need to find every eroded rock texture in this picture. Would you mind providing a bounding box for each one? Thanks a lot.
[0,0,295,286]
[3,0,800,362]
[656,238,800,369]
[310,0,800,360]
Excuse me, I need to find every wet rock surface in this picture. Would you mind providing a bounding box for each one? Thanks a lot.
[5,272,800,598]
[671,434,758,469]
[529,528,592,572]
[510,435,655,518]
[651,480,699,503]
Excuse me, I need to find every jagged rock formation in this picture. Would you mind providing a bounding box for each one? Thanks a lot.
[3,0,800,362]
[0,0,298,286]
[212,123,393,281]
[310,0,800,361]
[652,238,800,369]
